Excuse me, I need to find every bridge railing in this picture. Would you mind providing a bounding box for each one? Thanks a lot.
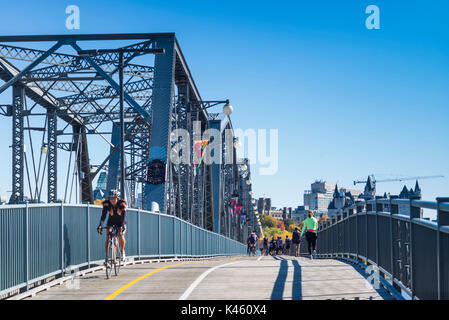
[0,203,246,299]
[316,197,449,300]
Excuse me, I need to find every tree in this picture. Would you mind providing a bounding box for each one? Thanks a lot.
[277,220,285,231]
[260,215,277,228]
[283,218,295,229]
[288,223,300,233]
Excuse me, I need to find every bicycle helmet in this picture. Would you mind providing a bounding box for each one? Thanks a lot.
[108,189,121,198]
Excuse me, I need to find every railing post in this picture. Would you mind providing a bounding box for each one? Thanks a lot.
[25,202,29,290]
[60,202,64,276]
[137,208,141,260]
[87,203,90,269]
[409,198,420,300]
[436,197,449,300]
[390,196,399,287]
[180,217,182,257]
[356,204,360,262]
[367,199,376,266]
[158,212,161,259]
[366,202,369,263]
[173,216,176,257]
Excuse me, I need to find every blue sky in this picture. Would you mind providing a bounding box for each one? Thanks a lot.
[0,0,448,212]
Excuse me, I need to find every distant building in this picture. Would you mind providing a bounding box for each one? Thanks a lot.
[269,208,283,220]
[257,197,271,215]
[292,205,308,222]
[398,180,423,217]
[327,184,359,218]
[303,180,335,215]
[93,172,108,201]
[359,176,376,200]
[282,207,292,220]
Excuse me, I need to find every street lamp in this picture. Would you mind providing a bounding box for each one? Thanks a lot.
[233,138,241,149]
[222,99,233,115]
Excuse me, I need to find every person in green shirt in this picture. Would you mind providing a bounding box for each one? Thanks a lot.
[301,210,318,259]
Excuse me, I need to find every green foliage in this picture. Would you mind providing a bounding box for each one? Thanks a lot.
[287,223,300,233]
[260,215,277,228]
[283,218,295,229]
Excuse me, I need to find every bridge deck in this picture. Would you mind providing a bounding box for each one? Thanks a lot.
[25,255,393,300]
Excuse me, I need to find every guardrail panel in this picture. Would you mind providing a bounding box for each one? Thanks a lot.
[349,216,356,253]
[63,206,88,268]
[367,215,376,262]
[0,207,26,292]
[140,212,158,256]
[125,209,138,257]
[89,206,104,262]
[441,231,449,299]
[378,215,391,274]
[358,215,367,259]
[413,223,437,299]
[160,215,174,255]
[28,206,60,280]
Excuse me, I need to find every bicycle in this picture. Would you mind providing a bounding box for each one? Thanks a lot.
[249,244,256,256]
[100,226,122,279]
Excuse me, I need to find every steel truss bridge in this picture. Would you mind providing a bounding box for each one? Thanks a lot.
[0,33,260,241]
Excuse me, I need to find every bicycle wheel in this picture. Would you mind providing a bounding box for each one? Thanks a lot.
[106,241,114,279]
[114,236,121,276]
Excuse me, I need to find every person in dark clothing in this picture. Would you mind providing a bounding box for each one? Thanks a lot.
[292,227,301,257]
[277,237,283,255]
[97,189,127,262]
[270,236,277,256]
[262,236,269,256]
[285,235,292,256]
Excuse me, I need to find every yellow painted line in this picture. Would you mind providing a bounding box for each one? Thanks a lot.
[231,256,242,261]
[105,256,237,300]
[105,261,199,300]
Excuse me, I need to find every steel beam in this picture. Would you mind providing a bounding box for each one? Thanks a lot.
[47,108,57,202]
[144,37,176,212]
[11,85,24,203]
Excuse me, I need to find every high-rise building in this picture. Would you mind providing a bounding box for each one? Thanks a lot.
[257,197,271,215]
[303,181,335,215]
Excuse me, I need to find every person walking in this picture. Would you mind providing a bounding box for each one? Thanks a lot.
[262,236,269,256]
[292,227,301,257]
[277,237,283,255]
[270,236,277,256]
[301,210,319,259]
[285,235,292,256]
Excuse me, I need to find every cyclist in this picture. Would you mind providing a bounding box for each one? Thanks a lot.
[97,189,127,263]
[301,210,319,259]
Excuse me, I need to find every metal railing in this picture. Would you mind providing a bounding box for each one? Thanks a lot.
[0,203,246,298]
[315,197,449,300]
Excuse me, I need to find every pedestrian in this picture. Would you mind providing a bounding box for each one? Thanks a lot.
[263,236,269,256]
[285,235,291,256]
[301,210,319,259]
[270,236,277,256]
[292,227,301,257]
[277,237,283,255]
